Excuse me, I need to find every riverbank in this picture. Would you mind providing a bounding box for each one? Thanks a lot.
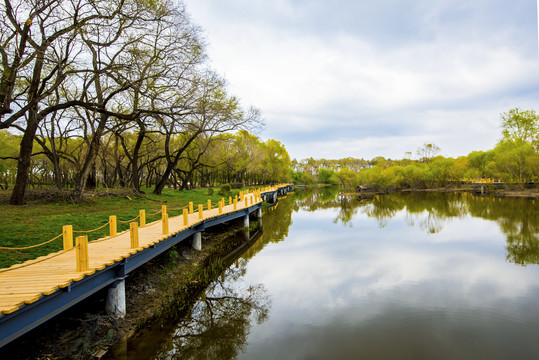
[402,187,539,198]
[0,221,259,359]
[342,186,539,198]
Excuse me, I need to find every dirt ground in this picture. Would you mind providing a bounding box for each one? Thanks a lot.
[0,223,249,360]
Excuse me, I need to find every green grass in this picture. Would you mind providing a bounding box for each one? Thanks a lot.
[0,187,248,269]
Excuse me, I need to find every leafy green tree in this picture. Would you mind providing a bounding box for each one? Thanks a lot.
[317,168,338,184]
[0,130,19,188]
[402,163,427,188]
[465,150,495,179]
[500,108,538,145]
[486,141,539,182]
[291,170,313,185]
[426,156,454,187]
[450,156,469,183]
[263,139,291,183]
[335,167,356,188]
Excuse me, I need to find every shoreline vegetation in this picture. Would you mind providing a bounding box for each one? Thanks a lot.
[343,186,539,199]
[290,109,538,192]
[296,182,538,199]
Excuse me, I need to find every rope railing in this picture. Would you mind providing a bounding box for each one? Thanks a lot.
[117,215,140,224]
[0,233,63,251]
[73,220,111,233]
[166,205,189,213]
[146,209,163,216]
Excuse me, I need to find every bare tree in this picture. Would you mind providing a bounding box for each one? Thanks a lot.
[1,0,131,204]
[416,143,441,163]
[153,72,262,194]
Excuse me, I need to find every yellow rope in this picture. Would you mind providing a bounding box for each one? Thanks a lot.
[167,205,189,212]
[0,233,63,251]
[73,220,111,233]
[146,209,162,216]
[117,215,140,224]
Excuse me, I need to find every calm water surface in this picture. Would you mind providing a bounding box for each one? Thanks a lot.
[118,188,539,359]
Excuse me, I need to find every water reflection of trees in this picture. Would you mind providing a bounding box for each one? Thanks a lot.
[159,260,270,360]
[294,186,342,211]
[466,196,539,266]
[365,192,469,232]
[159,194,298,358]
[294,187,369,226]
[296,189,469,231]
[258,194,295,245]
[295,188,539,266]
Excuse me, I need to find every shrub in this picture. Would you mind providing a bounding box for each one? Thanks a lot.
[230,182,243,189]
[218,184,231,195]
[207,188,214,195]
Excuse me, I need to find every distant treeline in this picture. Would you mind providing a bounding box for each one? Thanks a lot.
[0,129,291,193]
[291,108,539,189]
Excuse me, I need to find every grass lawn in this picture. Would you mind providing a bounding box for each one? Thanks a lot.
[0,187,247,269]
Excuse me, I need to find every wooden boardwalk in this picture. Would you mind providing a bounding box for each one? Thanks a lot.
[0,187,282,317]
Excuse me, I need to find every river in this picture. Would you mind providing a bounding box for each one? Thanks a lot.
[114,187,539,359]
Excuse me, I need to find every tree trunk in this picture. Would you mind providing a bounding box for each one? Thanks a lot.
[10,113,40,204]
[75,114,109,196]
[153,162,174,195]
[153,131,201,195]
[9,44,46,204]
[131,127,146,193]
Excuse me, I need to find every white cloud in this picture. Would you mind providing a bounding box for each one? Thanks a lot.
[183,0,539,160]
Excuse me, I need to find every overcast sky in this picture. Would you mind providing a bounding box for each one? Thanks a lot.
[182,0,539,161]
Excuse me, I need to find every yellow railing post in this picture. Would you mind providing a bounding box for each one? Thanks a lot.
[189,202,193,214]
[233,198,237,210]
[183,209,188,226]
[130,222,139,249]
[139,210,146,227]
[245,197,248,207]
[75,235,89,272]
[229,196,232,205]
[207,199,211,210]
[198,204,204,219]
[63,225,73,250]
[219,201,223,214]
[109,215,117,237]
[161,205,167,217]
[162,213,169,235]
